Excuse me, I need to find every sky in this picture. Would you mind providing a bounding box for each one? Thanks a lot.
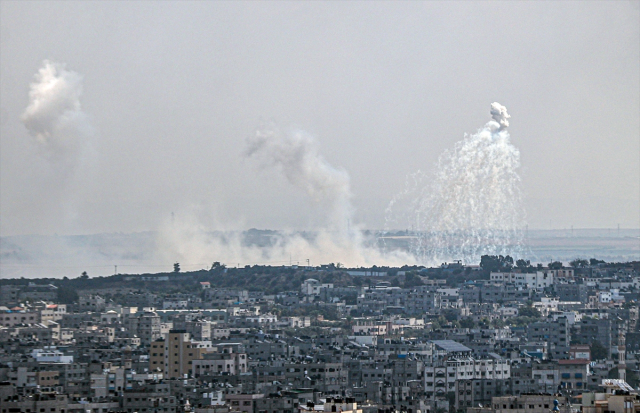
[1,1,639,238]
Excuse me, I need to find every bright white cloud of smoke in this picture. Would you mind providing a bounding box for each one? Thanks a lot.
[490,101,510,129]
[386,102,526,265]
[156,125,416,268]
[21,60,92,165]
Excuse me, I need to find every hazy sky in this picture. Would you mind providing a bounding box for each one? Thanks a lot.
[1,1,639,237]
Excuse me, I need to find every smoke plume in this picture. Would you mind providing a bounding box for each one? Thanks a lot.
[21,60,92,165]
[245,124,352,234]
[490,102,510,129]
[156,124,416,269]
[386,102,526,265]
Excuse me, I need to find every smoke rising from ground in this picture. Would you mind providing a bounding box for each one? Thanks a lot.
[21,60,92,168]
[156,125,415,268]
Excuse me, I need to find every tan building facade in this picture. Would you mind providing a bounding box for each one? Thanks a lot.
[150,329,214,379]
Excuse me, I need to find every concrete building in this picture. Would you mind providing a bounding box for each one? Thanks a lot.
[425,357,510,399]
[301,279,333,296]
[192,343,248,377]
[122,382,177,413]
[149,330,214,379]
[527,317,570,360]
[558,359,591,392]
[488,394,569,413]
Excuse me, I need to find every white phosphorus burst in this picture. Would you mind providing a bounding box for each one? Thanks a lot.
[21,60,92,165]
[386,103,526,265]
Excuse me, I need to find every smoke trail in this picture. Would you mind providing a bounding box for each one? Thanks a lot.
[387,103,526,265]
[21,60,92,166]
[245,124,352,235]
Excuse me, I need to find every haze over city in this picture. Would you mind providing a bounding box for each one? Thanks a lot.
[1,1,639,276]
[3,4,640,413]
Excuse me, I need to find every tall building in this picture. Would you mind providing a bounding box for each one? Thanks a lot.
[149,330,214,379]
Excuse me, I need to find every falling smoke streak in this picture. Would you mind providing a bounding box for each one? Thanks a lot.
[386,103,527,265]
[21,60,93,169]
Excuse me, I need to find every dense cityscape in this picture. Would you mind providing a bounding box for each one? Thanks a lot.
[2,2,638,413]
[1,257,639,413]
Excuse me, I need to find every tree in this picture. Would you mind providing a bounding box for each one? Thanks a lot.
[590,341,608,360]
[570,259,589,268]
[404,273,423,287]
[210,261,225,271]
[503,255,514,268]
[516,259,531,270]
[80,271,89,279]
[480,255,514,272]
[590,258,605,266]
[510,316,539,327]
[57,286,79,304]
[518,306,541,318]
[443,310,458,322]
[480,255,500,272]
[174,262,181,273]
[459,317,476,329]
[548,261,563,269]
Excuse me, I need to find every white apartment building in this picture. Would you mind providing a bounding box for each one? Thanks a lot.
[551,311,582,325]
[31,347,73,364]
[352,320,388,336]
[598,291,612,303]
[491,272,555,290]
[490,272,518,283]
[245,314,278,324]
[533,297,559,316]
[515,272,554,290]
[39,304,67,322]
[301,279,334,296]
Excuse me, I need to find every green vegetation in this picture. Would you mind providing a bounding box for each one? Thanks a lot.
[518,305,541,318]
[480,255,514,272]
[569,259,589,268]
[590,341,608,360]
[548,261,563,269]
[508,316,542,327]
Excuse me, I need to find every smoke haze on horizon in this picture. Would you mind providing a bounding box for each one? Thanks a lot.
[1,1,639,245]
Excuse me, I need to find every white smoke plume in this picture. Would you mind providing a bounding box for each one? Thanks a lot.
[156,208,417,270]
[21,60,92,165]
[245,124,352,234]
[386,102,526,265]
[490,102,510,129]
[156,124,416,269]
